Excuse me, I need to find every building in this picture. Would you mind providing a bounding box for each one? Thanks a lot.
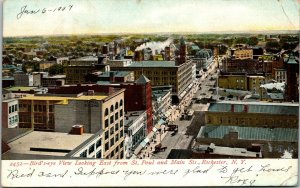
[97,71,134,83]
[41,75,66,87]
[259,82,285,102]
[195,125,297,158]
[192,49,214,71]
[218,73,265,93]
[13,71,30,86]
[124,111,147,159]
[110,60,193,102]
[222,58,262,74]
[152,86,172,125]
[39,61,56,71]
[107,59,133,67]
[285,53,299,102]
[2,99,19,128]
[64,56,107,84]
[48,74,153,134]
[2,128,105,159]
[2,77,14,88]
[205,101,298,128]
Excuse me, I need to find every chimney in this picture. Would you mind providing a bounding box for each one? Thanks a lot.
[231,104,234,112]
[109,72,115,83]
[70,125,84,135]
[87,90,94,96]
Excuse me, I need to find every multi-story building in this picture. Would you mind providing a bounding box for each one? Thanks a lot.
[192,49,214,71]
[39,61,56,71]
[98,71,134,83]
[205,101,298,128]
[41,75,66,87]
[274,69,287,83]
[152,86,172,125]
[110,60,193,102]
[3,128,105,159]
[285,53,299,102]
[218,73,265,93]
[2,99,19,128]
[13,71,29,86]
[124,111,147,159]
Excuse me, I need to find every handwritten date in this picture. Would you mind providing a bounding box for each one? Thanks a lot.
[17,5,74,19]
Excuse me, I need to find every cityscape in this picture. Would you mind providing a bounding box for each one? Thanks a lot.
[1,0,299,161]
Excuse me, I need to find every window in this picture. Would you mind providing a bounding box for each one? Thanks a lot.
[120,120,123,128]
[9,106,12,113]
[120,130,124,138]
[96,151,102,158]
[115,112,118,120]
[110,151,114,158]
[89,144,95,154]
[120,100,123,106]
[115,102,118,109]
[105,131,109,140]
[49,105,53,112]
[110,138,114,147]
[105,143,109,151]
[115,134,119,143]
[96,139,101,148]
[110,105,114,113]
[34,105,38,111]
[80,150,87,158]
[105,108,109,116]
[120,110,123,117]
[110,116,114,124]
[110,127,114,135]
[105,119,109,128]
[115,123,119,131]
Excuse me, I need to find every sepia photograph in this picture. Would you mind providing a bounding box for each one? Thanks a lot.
[1,0,299,187]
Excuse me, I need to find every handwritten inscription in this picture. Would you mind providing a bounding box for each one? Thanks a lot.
[17,5,74,19]
[3,159,296,186]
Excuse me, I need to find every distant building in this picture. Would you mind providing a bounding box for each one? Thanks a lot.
[2,99,19,128]
[192,49,214,71]
[110,60,194,103]
[41,75,66,87]
[13,72,29,86]
[285,53,299,102]
[39,61,56,71]
[205,101,298,128]
[124,111,147,159]
[97,71,134,83]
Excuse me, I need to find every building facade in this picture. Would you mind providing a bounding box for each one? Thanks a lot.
[2,99,19,128]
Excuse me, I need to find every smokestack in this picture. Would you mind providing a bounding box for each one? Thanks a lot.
[165,46,171,60]
[134,50,143,61]
[102,44,109,54]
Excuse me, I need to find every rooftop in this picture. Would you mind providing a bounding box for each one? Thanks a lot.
[198,125,298,142]
[130,61,177,68]
[195,144,260,157]
[72,56,98,61]
[99,71,131,78]
[8,131,93,156]
[19,95,107,103]
[124,111,146,126]
[4,86,37,91]
[135,74,150,84]
[43,75,66,79]
[208,101,299,115]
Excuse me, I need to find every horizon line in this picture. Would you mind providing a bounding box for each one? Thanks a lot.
[3,29,300,38]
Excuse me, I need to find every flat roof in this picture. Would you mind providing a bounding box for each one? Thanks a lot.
[4,86,37,91]
[72,56,98,61]
[8,131,93,156]
[130,61,177,68]
[19,95,107,102]
[99,71,131,77]
[198,125,298,142]
[196,144,259,157]
[209,101,299,115]
[124,111,146,126]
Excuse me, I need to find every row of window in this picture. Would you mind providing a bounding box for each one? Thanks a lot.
[105,113,123,128]
[105,122,124,140]
[19,104,54,112]
[9,104,18,114]
[9,115,18,125]
[105,100,123,116]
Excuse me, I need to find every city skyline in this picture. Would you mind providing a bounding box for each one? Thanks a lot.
[3,0,300,37]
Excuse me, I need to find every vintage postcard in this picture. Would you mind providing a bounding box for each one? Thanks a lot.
[1,0,299,187]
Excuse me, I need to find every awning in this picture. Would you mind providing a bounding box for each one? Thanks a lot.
[179,91,187,99]
[158,119,166,126]
[188,83,193,89]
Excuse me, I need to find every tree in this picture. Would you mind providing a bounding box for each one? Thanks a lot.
[265,41,281,53]
[48,64,64,75]
[247,36,259,46]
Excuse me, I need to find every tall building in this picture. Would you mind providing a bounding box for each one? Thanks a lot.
[110,60,194,103]
[285,53,299,102]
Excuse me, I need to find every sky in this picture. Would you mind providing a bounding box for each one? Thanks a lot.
[3,0,300,37]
